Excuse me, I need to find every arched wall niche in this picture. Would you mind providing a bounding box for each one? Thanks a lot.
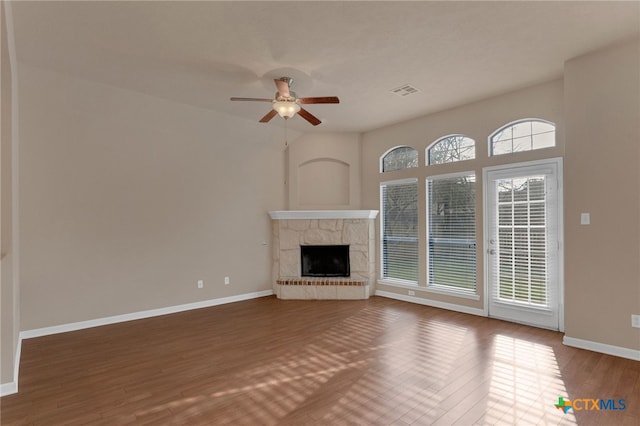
[297,158,350,206]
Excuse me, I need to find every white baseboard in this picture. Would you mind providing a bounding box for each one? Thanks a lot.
[0,381,17,396]
[21,290,273,339]
[375,290,485,317]
[0,335,22,397]
[0,290,273,395]
[563,336,640,361]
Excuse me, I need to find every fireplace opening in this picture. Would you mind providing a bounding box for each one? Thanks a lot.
[301,245,350,277]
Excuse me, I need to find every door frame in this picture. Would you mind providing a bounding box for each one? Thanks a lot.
[482,157,564,332]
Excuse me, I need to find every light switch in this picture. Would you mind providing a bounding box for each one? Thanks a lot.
[580,212,590,225]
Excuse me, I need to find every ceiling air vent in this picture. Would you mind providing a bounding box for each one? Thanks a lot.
[391,84,420,97]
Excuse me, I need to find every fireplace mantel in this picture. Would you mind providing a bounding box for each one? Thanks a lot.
[269,210,378,220]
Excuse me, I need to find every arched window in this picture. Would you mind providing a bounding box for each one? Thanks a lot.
[427,135,475,165]
[381,146,418,172]
[490,119,555,156]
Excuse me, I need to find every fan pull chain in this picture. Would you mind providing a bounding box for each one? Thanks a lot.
[284,119,288,148]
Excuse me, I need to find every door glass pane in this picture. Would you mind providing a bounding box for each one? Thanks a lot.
[496,176,548,307]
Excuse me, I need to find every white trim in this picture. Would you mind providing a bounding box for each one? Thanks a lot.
[481,157,561,175]
[2,0,22,398]
[563,336,640,361]
[483,157,564,331]
[269,210,378,220]
[377,279,419,289]
[0,381,17,396]
[375,290,485,317]
[0,334,21,396]
[378,280,480,301]
[425,169,476,180]
[423,285,480,301]
[380,177,418,186]
[21,290,274,339]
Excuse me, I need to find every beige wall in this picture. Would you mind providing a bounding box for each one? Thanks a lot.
[287,132,361,210]
[564,39,640,351]
[361,80,564,309]
[18,64,286,330]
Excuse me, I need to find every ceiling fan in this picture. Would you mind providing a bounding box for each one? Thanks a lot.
[230,77,339,126]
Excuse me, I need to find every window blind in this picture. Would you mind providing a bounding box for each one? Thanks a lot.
[495,175,549,305]
[381,179,418,283]
[427,173,476,291]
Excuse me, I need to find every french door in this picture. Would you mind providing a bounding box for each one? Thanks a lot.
[485,159,562,330]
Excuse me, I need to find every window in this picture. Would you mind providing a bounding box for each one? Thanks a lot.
[490,119,555,156]
[381,146,418,172]
[380,179,418,283]
[427,173,476,292]
[428,135,475,165]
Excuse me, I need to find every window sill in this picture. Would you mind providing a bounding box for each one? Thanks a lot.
[377,279,418,290]
[492,299,553,314]
[424,285,480,301]
[377,280,480,301]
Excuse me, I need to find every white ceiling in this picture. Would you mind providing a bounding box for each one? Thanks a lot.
[10,1,640,133]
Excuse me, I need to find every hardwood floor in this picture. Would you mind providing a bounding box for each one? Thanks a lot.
[1,296,638,425]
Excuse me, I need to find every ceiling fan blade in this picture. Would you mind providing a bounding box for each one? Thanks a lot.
[259,109,278,123]
[230,97,273,102]
[298,107,321,126]
[298,96,340,104]
[274,78,291,98]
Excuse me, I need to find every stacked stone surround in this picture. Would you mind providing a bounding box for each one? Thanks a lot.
[269,211,378,300]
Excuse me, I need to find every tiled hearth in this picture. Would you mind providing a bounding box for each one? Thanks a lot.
[269,210,378,300]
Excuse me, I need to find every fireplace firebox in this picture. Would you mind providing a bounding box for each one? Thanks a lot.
[301,245,350,277]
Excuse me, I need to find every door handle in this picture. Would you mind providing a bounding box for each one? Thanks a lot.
[488,249,496,255]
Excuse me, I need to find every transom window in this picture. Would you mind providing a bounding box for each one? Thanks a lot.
[381,146,418,172]
[490,119,555,156]
[428,135,475,165]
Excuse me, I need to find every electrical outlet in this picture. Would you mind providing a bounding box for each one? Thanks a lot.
[197,279,204,289]
[632,314,640,328]
[408,290,415,296]
[224,276,230,285]
[580,212,590,225]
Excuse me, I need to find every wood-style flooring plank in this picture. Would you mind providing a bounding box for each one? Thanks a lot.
[1,296,638,425]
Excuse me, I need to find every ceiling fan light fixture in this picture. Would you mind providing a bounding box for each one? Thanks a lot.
[273,100,300,119]
[230,77,337,125]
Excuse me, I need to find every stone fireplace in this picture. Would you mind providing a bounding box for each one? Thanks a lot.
[269,210,378,299]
